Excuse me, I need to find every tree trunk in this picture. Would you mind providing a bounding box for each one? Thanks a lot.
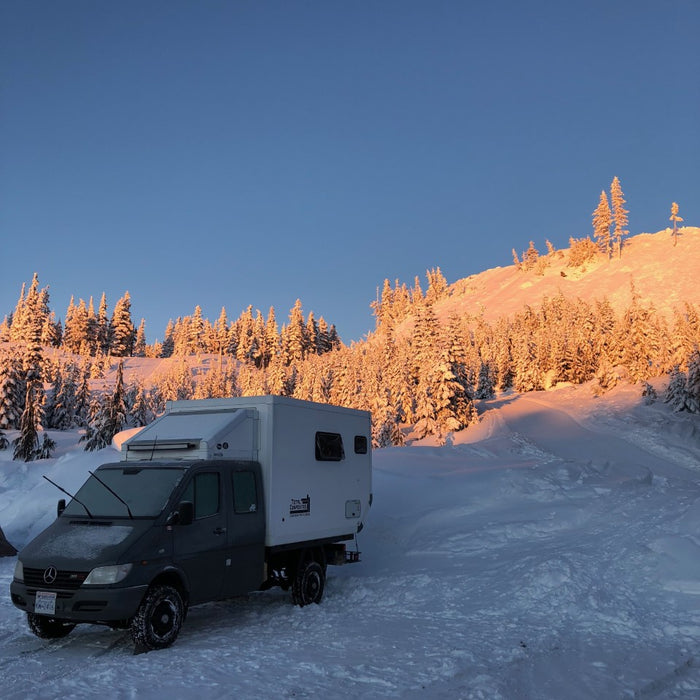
[0,524,17,557]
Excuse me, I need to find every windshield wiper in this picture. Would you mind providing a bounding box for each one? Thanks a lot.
[88,470,134,519]
[43,475,93,519]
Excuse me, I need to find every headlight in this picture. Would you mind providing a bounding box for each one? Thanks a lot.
[83,563,133,586]
[13,560,24,583]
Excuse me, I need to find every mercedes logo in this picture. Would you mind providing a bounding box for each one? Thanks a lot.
[43,566,58,585]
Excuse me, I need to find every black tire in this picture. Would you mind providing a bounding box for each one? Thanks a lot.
[27,613,76,639]
[291,560,325,606]
[130,584,185,650]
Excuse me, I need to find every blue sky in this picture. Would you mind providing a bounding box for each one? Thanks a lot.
[2,1,698,344]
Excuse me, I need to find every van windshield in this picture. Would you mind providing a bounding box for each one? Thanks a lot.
[62,466,187,518]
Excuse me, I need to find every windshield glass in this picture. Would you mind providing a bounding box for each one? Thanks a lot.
[63,466,186,518]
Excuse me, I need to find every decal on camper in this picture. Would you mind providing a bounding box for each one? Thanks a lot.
[290,494,310,517]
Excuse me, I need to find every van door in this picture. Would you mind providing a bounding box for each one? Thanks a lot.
[173,469,228,604]
[222,465,265,597]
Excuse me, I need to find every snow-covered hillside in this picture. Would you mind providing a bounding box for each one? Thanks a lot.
[438,227,700,325]
[2,379,700,699]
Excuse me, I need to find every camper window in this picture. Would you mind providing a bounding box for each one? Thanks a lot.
[315,432,345,461]
[354,435,368,454]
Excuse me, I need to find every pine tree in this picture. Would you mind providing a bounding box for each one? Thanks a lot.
[97,293,111,354]
[161,320,175,358]
[13,383,41,460]
[592,190,612,258]
[610,176,629,259]
[686,352,700,413]
[670,202,683,247]
[0,351,24,429]
[110,292,135,356]
[282,299,308,365]
[81,361,127,451]
[664,366,688,411]
[133,319,147,357]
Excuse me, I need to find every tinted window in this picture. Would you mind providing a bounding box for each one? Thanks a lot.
[63,467,186,518]
[182,472,220,519]
[315,432,344,461]
[354,435,368,454]
[233,471,257,514]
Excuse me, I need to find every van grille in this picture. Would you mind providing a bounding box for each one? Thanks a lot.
[24,567,89,591]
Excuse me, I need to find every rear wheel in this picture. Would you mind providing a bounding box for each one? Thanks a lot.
[130,584,185,650]
[27,613,75,639]
[291,560,325,606]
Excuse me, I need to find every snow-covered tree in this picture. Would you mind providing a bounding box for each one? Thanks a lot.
[133,319,147,357]
[13,383,42,461]
[664,366,688,411]
[81,361,127,451]
[110,292,135,356]
[610,176,629,259]
[0,352,24,430]
[670,202,683,247]
[592,190,612,258]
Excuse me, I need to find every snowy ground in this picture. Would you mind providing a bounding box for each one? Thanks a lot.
[2,380,700,699]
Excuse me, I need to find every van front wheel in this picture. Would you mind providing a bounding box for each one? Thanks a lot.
[130,584,184,650]
[292,560,325,606]
[27,613,75,639]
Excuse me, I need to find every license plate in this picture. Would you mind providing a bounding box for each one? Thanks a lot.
[34,591,57,616]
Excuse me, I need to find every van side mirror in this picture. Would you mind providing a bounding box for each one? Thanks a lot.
[57,498,66,517]
[176,501,194,526]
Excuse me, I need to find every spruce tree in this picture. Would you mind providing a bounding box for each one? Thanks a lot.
[110,292,135,356]
[134,319,147,357]
[664,366,688,411]
[670,202,683,247]
[610,176,629,259]
[592,190,612,257]
[13,383,41,460]
[0,351,23,429]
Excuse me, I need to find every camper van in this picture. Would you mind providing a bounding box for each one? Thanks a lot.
[10,396,372,650]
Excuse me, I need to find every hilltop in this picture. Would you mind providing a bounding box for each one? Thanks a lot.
[430,227,700,326]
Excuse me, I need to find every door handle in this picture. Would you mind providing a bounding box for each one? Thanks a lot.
[213,527,227,535]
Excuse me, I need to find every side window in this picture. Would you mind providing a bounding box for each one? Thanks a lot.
[181,472,220,519]
[315,432,344,461]
[354,435,368,454]
[232,471,258,514]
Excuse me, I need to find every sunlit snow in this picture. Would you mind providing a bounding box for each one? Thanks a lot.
[2,379,700,698]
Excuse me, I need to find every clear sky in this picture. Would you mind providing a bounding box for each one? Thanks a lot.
[2,1,698,344]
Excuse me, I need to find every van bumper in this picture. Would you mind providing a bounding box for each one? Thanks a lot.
[10,580,148,624]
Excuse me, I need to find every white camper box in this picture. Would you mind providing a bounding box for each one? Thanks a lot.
[121,396,372,548]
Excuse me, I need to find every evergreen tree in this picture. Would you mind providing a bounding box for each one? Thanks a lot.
[664,366,688,411]
[0,351,24,429]
[213,307,230,355]
[81,361,127,451]
[97,293,111,354]
[685,351,700,413]
[610,176,629,259]
[161,320,175,358]
[282,299,308,365]
[110,292,135,356]
[475,360,495,399]
[13,383,42,460]
[64,298,90,354]
[592,190,612,257]
[133,319,147,357]
[670,202,683,247]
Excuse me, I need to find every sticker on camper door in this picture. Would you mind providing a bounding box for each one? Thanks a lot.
[289,495,310,516]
